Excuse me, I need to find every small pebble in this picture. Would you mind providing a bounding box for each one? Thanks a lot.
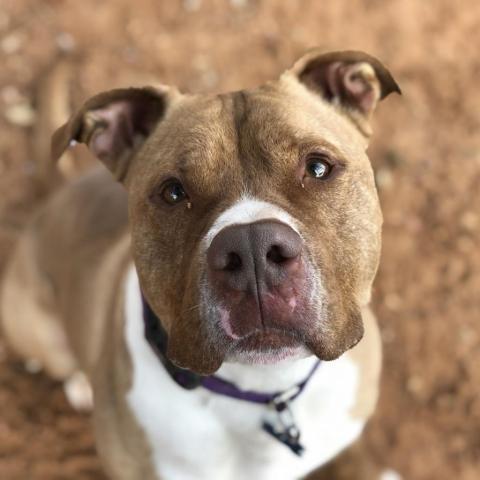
[460,211,478,231]
[183,0,202,11]
[376,167,394,190]
[231,0,248,8]
[4,102,36,127]
[55,32,76,52]
[1,32,23,54]
[406,375,425,396]
[381,469,403,480]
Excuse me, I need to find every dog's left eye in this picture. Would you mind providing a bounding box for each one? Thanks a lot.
[305,156,332,180]
[159,180,188,205]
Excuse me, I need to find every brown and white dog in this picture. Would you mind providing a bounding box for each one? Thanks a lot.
[1,49,400,479]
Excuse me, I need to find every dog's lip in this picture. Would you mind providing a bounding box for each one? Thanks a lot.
[228,328,304,352]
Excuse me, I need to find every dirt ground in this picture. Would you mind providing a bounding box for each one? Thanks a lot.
[0,1,479,479]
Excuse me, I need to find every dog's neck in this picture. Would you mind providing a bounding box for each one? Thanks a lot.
[216,356,319,393]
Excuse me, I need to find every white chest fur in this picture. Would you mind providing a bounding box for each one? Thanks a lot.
[124,268,365,480]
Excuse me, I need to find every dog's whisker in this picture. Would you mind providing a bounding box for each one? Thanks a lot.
[182,303,202,314]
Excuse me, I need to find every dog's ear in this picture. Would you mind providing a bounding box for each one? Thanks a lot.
[51,86,174,181]
[288,49,401,136]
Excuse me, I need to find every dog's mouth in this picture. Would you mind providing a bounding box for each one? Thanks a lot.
[225,328,311,364]
[203,278,321,365]
[234,328,302,350]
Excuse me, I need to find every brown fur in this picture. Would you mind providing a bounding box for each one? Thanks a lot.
[306,439,381,480]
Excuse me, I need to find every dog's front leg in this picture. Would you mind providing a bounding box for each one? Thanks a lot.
[304,439,383,480]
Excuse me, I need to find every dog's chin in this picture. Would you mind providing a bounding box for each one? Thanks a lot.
[225,330,312,365]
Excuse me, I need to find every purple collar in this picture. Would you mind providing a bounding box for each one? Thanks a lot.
[197,361,320,405]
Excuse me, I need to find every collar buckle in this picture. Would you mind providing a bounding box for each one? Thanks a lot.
[271,385,301,411]
[263,394,305,456]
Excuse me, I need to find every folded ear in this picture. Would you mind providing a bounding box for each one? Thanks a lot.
[288,49,401,136]
[51,86,173,181]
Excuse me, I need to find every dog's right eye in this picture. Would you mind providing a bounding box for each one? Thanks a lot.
[153,180,188,206]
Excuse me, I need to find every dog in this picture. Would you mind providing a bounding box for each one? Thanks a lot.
[1,49,400,479]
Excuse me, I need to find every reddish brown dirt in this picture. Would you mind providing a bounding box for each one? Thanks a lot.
[0,1,479,479]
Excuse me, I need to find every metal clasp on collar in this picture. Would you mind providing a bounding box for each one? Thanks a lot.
[262,386,305,456]
[272,385,301,408]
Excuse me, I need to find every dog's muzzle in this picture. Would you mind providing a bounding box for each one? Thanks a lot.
[206,220,311,339]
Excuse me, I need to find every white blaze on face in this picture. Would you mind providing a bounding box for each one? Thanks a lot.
[203,196,301,248]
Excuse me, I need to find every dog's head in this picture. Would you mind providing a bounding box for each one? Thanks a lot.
[53,50,400,375]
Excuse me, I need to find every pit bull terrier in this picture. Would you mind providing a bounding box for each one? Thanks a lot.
[0,49,400,479]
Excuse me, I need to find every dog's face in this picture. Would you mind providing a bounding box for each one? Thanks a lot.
[53,50,399,374]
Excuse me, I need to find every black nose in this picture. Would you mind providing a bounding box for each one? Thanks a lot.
[207,220,303,293]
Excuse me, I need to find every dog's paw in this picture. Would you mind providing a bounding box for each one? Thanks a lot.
[63,371,93,411]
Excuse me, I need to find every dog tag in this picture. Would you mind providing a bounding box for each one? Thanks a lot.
[261,391,305,456]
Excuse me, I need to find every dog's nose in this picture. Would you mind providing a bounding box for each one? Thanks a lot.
[207,220,303,292]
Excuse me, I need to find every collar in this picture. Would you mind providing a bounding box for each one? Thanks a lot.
[142,295,320,403]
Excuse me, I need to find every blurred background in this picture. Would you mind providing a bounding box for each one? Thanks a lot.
[0,1,479,479]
